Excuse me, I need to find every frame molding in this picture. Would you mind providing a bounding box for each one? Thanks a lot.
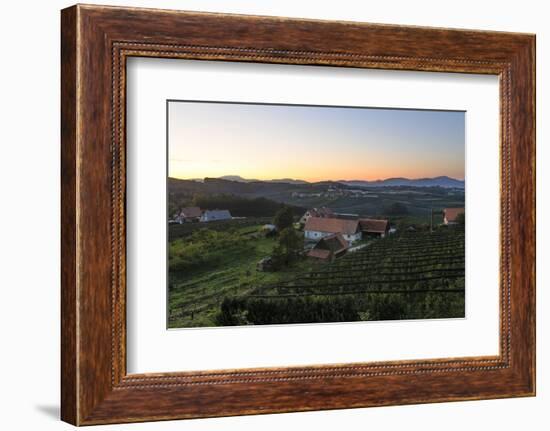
[61,4,535,425]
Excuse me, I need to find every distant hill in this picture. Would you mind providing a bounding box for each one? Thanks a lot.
[177,175,464,189]
[168,176,465,218]
[170,177,309,196]
[340,176,464,189]
[168,177,307,217]
[214,176,308,185]
[268,178,309,184]
[218,175,259,183]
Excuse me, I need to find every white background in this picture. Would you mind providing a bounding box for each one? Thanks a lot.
[127,60,500,373]
[0,0,547,430]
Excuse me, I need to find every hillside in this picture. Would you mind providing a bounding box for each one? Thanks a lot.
[169,176,465,218]
[168,178,307,218]
[169,177,309,197]
[340,176,464,189]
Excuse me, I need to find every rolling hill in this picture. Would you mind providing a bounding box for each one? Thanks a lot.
[339,176,464,188]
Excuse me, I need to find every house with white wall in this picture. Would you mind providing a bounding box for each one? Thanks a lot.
[304,216,362,244]
[200,209,232,222]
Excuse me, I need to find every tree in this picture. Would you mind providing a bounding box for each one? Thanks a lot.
[455,212,465,226]
[272,227,302,268]
[273,206,294,231]
[278,227,302,255]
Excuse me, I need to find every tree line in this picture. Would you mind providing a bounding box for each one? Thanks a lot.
[169,193,305,218]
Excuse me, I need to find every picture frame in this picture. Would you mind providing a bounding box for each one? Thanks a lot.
[61,4,535,425]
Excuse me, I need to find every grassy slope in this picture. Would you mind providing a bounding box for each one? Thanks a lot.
[168,224,319,328]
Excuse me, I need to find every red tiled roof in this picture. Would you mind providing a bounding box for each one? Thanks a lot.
[179,207,202,218]
[305,217,360,235]
[307,249,331,260]
[359,218,389,233]
[316,233,349,254]
[444,208,465,222]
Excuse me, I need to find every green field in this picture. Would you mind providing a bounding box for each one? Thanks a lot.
[168,220,322,328]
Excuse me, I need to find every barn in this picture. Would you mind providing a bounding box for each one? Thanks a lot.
[307,233,349,262]
[359,218,390,238]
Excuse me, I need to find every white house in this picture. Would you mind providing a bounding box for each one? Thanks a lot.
[200,209,232,222]
[304,216,362,244]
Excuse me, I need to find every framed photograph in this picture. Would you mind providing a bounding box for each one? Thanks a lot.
[164,101,467,330]
[61,4,536,425]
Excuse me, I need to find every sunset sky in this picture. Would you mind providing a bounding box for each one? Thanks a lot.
[168,101,465,182]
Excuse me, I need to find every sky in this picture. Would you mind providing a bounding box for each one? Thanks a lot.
[168,101,465,182]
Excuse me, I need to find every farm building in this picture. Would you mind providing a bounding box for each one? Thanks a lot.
[359,218,390,238]
[304,216,362,244]
[174,206,202,223]
[307,233,349,262]
[299,207,334,224]
[443,208,465,225]
[200,209,232,222]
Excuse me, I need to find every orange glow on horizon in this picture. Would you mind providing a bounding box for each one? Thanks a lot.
[169,164,465,183]
[168,101,465,184]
